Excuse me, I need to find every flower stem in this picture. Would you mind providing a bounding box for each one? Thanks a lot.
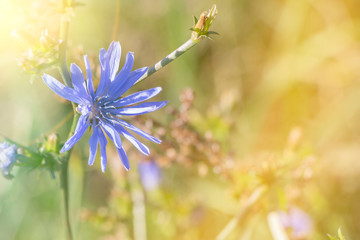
[128,170,147,240]
[58,0,72,87]
[135,39,198,84]
[60,151,73,240]
[215,186,266,240]
[58,0,75,239]
[60,107,79,240]
[135,4,218,84]
[111,0,121,40]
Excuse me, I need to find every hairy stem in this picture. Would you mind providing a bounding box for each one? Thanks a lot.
[135,39,198,84]
[136,4,218,84]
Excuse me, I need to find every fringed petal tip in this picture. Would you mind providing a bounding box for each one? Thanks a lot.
[109,41,121,50]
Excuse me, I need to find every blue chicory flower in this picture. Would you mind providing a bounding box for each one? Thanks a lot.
[0,142,17,178]
[42,41,167,172]
[138,161,161,191]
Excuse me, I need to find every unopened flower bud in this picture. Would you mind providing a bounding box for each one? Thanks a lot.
[191,5,219,41]
[44,133,60,153]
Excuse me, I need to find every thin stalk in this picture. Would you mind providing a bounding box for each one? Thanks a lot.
[136,4,218,84]
[215,186,266,240]
[135,39,198,84]
[60,107,79,240]
[58,8,72,87]
[60,152,72,240]
[128,170,147,240]
[44,111,73,136]
[267,212,289,240]
[58,0,75,239]
[111,0,121,40]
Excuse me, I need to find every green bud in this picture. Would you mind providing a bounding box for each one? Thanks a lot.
[44,133,60,153]
[191,4,218,41]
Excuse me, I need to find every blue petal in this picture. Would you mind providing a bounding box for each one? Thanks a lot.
[107,52,134,98]
[96,42,122,97]
[114,124,150,155]
[70,63,90,100]
[113,67,148,100]
[88,125,99,165]
[107,41,121,82]
[101,121,130,170]
[116,146,130,171]
[115,101,167,115]
[111,118,161,144]
[96,48,111,97]
[60,115,89,153]
[101,121,122,149]
[43,74,87,105]
[96,66,110,98]
[111,87,162,107]
[99,48,107,70]
[97,127,108,172]
[84,55,95,98]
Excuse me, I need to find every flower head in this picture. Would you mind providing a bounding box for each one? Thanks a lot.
[43,41,167,172]
[0,142,17,178]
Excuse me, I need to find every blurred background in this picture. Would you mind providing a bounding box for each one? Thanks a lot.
[1,0,360,239]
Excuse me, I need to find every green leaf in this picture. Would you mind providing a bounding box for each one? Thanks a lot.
[207,31,220,36]
[338,228,345,240]
[189,28,201,34]
[327,234,338,240]
[193,16,198,25]
[327,228,347,240]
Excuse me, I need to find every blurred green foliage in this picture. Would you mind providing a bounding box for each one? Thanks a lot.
[328,228,346,240]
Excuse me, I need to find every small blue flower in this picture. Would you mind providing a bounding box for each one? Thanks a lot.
[43,42,167,172]
[278,206,313,238]
[138,161,161,191]
[0,142,17,178]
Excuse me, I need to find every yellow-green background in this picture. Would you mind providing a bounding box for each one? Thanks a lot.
[1,0,360,239]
